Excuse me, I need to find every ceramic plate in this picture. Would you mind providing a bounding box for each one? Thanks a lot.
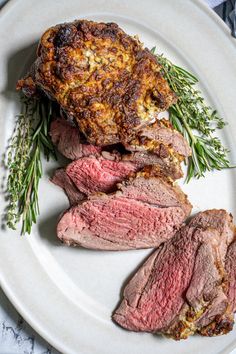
[0,0,236,353]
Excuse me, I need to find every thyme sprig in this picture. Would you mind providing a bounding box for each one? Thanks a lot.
[6,97,56,234]
[152,48,230,181]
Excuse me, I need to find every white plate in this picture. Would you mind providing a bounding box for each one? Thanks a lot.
[1,0,236,353]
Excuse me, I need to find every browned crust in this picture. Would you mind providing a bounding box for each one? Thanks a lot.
[199,313,234,336]
[17,20,177,145]
[125,119,191,159]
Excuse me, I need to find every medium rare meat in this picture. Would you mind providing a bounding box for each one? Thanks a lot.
[51,151,184,207]
[225,240,236,313]
[51,155,138,205]
[125,119,191,159]
[50,118,102,159]
[50,117,188,181]
[51,168,85,205]
[113,210,235,339]
[66,156,137,195]
[57,174,192,250]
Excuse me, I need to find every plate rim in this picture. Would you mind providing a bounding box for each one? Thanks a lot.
[0,1,236,353]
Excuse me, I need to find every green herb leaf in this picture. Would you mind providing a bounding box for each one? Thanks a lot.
[153,49,231,181]
[6,96,56,234]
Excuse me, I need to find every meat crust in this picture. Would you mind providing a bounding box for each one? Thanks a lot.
[17,20,176,145]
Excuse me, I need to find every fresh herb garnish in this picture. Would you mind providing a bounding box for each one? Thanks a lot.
[151,48,230,181]
[6,96,56,234]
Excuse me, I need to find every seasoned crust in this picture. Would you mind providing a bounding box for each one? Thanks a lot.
[17,20,177,145]
[199,313,234,337]
[124,118,191,160]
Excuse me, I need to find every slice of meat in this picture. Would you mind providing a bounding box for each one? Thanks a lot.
[140,119,191,158]
[50,117,186,181]
[118,172,190,216]
[51,153,181,207]
[125,119,191,159]
[122,151,183,180]
[51,153,136,205]
[113,210,235,339]
[51,168,85,205]
[225,239,236,313]
[184,211,235,338]
[66,156,138,195]
[113,226,200,332]
[57,174,192,250]
[50,118,102,159]
[123,119,191,180]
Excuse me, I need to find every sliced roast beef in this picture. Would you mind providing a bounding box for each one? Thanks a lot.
[52,151,182,206]
[50,117,188,180]
[113,210,235,339]
[122,151,183,180]
[57,174,192,250]
[225,239,236,313]
[50,118,102,159]
[125,119,191,159]
[51,155,138,205]
[122,119,190,180]
[51,168,85,205]
[66,156,137,195]
[140,119,191,158]
[117,172,190,215]
[175,211,235,338]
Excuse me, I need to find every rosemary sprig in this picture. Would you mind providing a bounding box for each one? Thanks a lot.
[6,96,56,234]
[152,48,230,181]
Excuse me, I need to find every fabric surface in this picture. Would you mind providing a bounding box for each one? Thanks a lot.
[205,0,226,7]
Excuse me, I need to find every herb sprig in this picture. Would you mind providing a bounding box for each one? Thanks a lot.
[6,97,56,234]
[152,48,230,181]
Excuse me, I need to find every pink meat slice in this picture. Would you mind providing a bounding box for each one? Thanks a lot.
[52,151,183,207]
[66,156,138,195]
[124,119,191,159]
[113,227,200,331]
[50,118,185,181]
[139,121,191,158]
[57,197,187,250]
[57,175,192,250]
[113,210,235,337]
[50,118,102,159]
[122,151,183,180]
[51,168,85,205]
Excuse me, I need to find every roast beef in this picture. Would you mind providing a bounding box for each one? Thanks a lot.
[125,119,191,159]
[50,118,102,159]
[122,151,183,180]
[225,240,236,313]
[50,117,187,181]
[66,156,137,195]
[51,148,184,205]
[51,168,85,205]
[17,20,177,146]
[113,210,235,339]
[57,173,192,250]
[51,154,138,205]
